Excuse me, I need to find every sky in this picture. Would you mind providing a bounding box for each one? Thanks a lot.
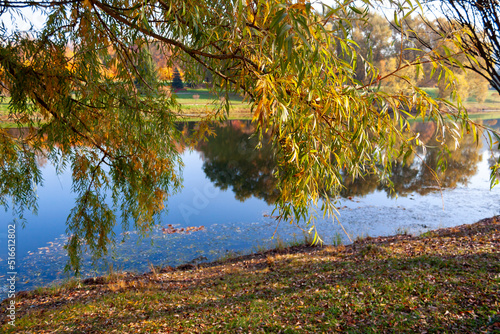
[1,7,46,32]
[1,0,436,34]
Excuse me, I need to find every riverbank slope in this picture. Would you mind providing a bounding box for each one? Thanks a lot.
[1,216,499,333]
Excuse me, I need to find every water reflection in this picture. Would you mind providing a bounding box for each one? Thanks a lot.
[194,121,279,204]
[188,120,488,200]
[7,120,492,205]
[343,122,483,197]
[484,120,500,172]
[1,118,499,299]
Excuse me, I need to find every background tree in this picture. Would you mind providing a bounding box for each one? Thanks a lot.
[350,12,393,83]
[171,67,184,90]
[430,24,491,103]
[389,15,440,87]
[429,0,500,92]
[468,72,490,103]
[134,45,159,94]
[0,0,496,271]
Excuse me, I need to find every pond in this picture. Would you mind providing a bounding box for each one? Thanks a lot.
[1,119,500,299]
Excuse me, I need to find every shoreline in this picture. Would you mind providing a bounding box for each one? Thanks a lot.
[2,214,498,302]
[1,216,498,332]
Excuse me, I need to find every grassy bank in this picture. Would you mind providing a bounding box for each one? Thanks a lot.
[3,88,500,126]
[1,217,499,333]
[0,90,252,127]
[173,89,252,120]
[420,88,500,113]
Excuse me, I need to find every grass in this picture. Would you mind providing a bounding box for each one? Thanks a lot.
[421,88,500,112]
[173,89,252,120]
[2,87,500,126]
[1,216,498,333]
[332,232,343,247]
[0,89,252,127]
[0,98,17,128]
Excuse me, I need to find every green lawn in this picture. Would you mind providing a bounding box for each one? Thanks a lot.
[0,99,8,113]
[0,98,17,128]
[2,88,500,127]
[175,88,245,103]
[1,217,498,333]
[0,89,253,126]
[173,89,252,120]
[421,87,500,111]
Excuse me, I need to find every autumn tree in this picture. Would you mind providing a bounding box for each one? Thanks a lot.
[350,11,393,83]
[430,21,492,104]
[0,0,498,271]
[430,0,500,93]
[389,14,441,87]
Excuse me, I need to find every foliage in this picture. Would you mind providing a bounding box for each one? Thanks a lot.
[430,0,500,93]
[431,31,491,103]
[350,11,393,83]
[0,0,499,271]
[468,73,490,103]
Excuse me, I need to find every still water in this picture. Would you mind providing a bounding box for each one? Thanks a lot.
[1,119,500,298]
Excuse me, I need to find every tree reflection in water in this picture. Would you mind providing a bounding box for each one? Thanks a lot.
[190,120,490,201]
[485,119,500,174]
[195,121,279,204]
[344,121,484,197]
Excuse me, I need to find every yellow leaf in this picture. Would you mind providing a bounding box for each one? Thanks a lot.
[83,0,92,10]
[290,3,306,11]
